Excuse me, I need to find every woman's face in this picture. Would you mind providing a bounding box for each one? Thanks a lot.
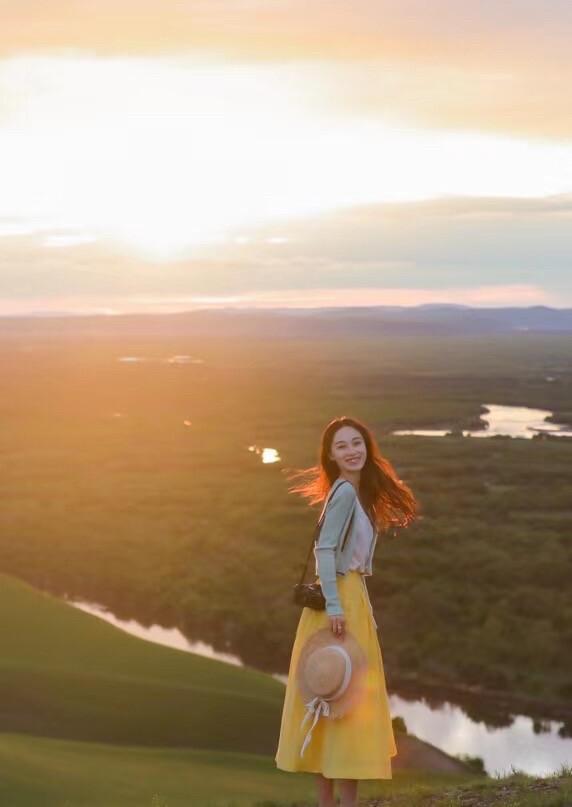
[328,425,367,474]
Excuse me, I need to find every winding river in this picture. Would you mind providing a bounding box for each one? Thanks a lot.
[392,403,572,439]
[70,598,572,777]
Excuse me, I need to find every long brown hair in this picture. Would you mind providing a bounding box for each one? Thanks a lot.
[285,416,418,537]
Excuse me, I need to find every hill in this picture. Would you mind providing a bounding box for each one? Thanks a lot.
[0,573,471,772]
[0,573,483,805]
[2,304,572,334]
[0,572,283,752]
[0,732,477,807]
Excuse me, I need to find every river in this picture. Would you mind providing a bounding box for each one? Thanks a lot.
[391,403,572,439]
[69,598,572,777]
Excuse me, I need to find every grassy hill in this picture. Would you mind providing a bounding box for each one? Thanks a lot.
[0,733,568,807]
[0,573,283,752]
[0,573,477,805]
[0,732,477,807]
[2,573,570,807]
[0,733,321,807]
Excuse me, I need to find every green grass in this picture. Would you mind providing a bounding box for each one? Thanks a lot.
[0,731,470,807]
[0,573,284,752]
[262,768,572,807]
[0,732,568,806]
[0,733,311,807]
[0,535,567,806]
[355,766,572,807]
[0,573,473,807]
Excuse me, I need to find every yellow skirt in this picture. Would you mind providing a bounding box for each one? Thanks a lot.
[275,569,397,780]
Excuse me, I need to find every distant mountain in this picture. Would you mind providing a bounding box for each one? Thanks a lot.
[412,303,473,310]
[1,304,572,337]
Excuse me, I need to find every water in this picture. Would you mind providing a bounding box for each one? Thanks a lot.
[117,355,204,364]
[72,599,244,668]
[390,694,571,777]
[392,403,572,439]
[68,598,572,776]
[248,444,281,463]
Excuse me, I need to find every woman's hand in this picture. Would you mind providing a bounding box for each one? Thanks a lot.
[329,614,346,639]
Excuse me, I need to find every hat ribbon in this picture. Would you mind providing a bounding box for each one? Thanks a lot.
[299,696,329,758]
[299,646,352,758]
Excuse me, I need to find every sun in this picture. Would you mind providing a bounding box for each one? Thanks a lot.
[2,55,571,260]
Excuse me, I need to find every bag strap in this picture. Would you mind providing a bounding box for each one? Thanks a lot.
[297,479,355,585]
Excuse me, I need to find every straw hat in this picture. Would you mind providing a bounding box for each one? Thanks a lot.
[295,627,368,757]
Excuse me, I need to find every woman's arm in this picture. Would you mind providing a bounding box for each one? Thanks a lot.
[314,481,356,617]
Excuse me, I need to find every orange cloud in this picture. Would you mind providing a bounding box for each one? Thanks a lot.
[2,2,571,140]
[309,61,572,141]
[2,1,571,70]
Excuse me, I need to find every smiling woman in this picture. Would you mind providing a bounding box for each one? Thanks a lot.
[1,55,572,264]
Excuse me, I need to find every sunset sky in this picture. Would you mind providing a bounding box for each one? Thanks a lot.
[1,1,571,315]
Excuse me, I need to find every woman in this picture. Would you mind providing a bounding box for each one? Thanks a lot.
[275,416,417,807]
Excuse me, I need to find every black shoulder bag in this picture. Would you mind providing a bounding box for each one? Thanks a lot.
[292,481,355,610]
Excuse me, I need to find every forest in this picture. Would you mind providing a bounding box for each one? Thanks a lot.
[1,315,571,725]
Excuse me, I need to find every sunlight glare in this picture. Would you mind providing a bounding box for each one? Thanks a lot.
[1,55,572,260]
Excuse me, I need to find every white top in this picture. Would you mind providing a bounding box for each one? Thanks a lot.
[348,497,375,573]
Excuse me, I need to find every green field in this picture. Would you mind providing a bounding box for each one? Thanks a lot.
[0,572,473,806]
[1,731,569,807]
[0,732,342,807]
[0,730,504,807]
[1,734,323,807]
[2,571,569,807]
[0,573,283,751]
[1,317,571,719]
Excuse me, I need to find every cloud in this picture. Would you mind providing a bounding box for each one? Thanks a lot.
[2,4,571,141]
[2,1,571,67]
[304,60,572,141]
[217,194,572,282]
[0,194,570,310]
[1,53,571,260]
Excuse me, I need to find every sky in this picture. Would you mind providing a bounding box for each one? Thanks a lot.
[1,1,571,315]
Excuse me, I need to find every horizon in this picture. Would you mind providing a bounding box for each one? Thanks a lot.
[2,300,571,320]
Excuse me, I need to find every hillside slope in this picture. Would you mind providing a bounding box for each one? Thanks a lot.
[0,572,475,782]
[0,732,472,807]
[0,573,284,753]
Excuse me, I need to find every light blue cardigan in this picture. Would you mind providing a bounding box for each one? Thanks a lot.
[313,477,378,618]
